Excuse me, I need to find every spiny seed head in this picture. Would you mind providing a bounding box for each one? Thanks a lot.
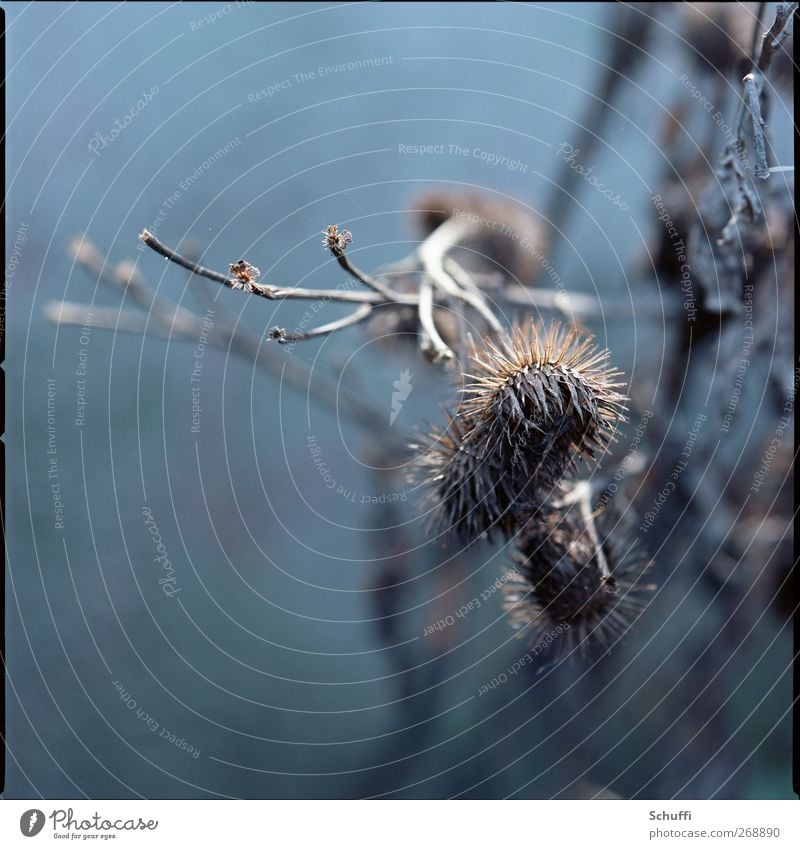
[462,320,628,493]
[504,504,652,654]
[409,411,531,544]
[322,224,353,255]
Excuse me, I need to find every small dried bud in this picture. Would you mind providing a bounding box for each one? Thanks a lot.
[268,326,287,342]
[228,259,261,291]
[322,224,353,255]
[504,503,652,653]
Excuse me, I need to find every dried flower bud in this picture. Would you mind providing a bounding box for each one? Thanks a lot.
[228,259,261,291]
[504,503,651,652]
[322,224,353,255]
[462,320,628,493]
[268,326,287,342]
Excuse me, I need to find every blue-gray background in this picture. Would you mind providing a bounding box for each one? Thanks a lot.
[4,2,793,798]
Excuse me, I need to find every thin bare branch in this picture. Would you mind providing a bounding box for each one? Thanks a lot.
[140,228,415,306]
[139,228,234,286]
[269,303,373,344]
[332,248,407,302]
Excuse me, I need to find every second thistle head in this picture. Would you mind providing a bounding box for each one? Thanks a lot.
[462,320,628,494]
[410,410,528,544]
[504,502,652,653]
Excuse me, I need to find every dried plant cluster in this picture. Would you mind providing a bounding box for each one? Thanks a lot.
[410,319,637,648]
[136,200,645,652]
[50,3,795,680]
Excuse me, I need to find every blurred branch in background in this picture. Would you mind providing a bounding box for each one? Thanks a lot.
[50,235,393,436]
[542,3,658,241]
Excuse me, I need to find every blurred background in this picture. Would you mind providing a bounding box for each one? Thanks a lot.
[3,2,794,799]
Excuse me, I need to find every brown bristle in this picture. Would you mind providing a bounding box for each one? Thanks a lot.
[462,320,628,494]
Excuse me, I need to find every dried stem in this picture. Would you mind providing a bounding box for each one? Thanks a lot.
[726,2,796,181]
[419,217,503,335]
[139,228,407,305]
[269,303,373,344]
[139,228,233,286]
[574,481,612,583]
[139,217,510,362]
[332,250,406,302]
[417,277,454,362]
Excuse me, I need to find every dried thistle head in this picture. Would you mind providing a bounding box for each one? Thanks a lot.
[462,320,628,492]
[228,259,261,291]
[322,224,353,256]
[409,411,531,544]
[409,322,627,544]
[504,504,652,653]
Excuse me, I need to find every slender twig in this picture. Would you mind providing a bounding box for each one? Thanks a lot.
[441,258,504,334]
[45,301,156,335]
[332,250,407,302]
[140,228,234,286]
[269,303,373,344]
[727,2,796,179]
[716,4,794,243]
[575,481,612,583]
[139,228,409,305]
[553,480,613,583]
[322,222,407,301]
[253,284,408,305]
